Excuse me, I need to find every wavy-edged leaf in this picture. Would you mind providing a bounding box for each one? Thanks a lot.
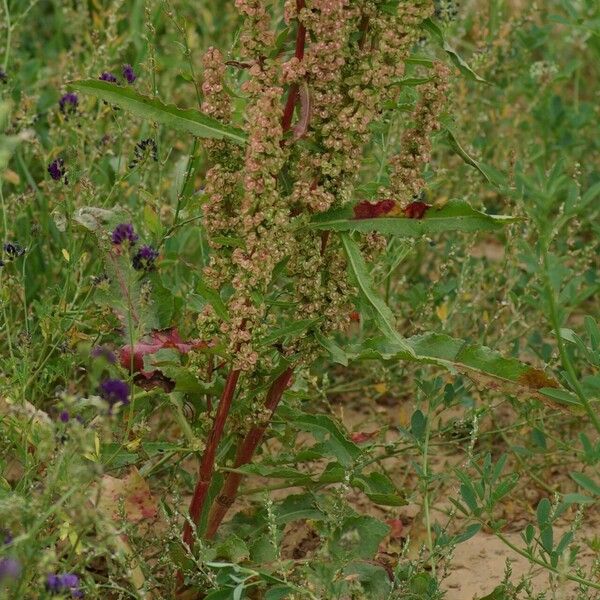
[350,333,573,412]
[341,233,415,356]
[421,18,486,83]
[313,200,517,236]
[69,79,246,144]
[280,407,361,467]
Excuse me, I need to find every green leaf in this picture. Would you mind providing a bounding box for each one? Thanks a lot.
[274,493,326,524]
[350,333,569,409]
[69,79,246,144]
[536,497,551,527]
[260,318,321,347]
[570,472,600,496]
[314,330,348,366]
[312,200,517,236]
[539,387,581,407]
[340,233,415,356]
[332,516,390,560]
[444,129,506,187]
[421,18,486,83]
[196,279,230,321]
[281,408,361,467]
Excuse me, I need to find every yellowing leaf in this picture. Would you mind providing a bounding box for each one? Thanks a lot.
[95,467,158,523]
[436,302,448,322]
[3,169,20,185]
[373,382,387,395]
[62,249,70,262]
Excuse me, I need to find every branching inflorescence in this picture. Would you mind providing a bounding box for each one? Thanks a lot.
[184,0,451,557]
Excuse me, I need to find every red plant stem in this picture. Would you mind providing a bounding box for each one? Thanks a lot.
[204,367,294,539]
[281,0,306,133]
[182,368,241,548]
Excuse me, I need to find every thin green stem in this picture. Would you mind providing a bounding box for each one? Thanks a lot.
[2,0,11,71]
[494,530,600,590]
[542,252,600,434]
[421,406,435,576]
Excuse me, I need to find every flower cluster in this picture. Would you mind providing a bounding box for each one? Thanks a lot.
[46,573,83,598]
[99,71,117,83]
[98,65,137,85]
[3,242,26,260]
[110,223,158,272]
[129,138,158,169]
[122,64,136,84]
[111,223,138,246]
[48,157,67,183]
[132,245,159,271]
[59,92,78,115]
[99,378,129,410]
[196,2,453,378]
[0,558,21,582]
[388,61,451,205]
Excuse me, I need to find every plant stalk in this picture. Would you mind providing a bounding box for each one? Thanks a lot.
[281,0,306,133]
[204,367,293,539]
[182,368,241,547]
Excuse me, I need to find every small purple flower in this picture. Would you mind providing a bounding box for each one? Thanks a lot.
[0,558,21,582]
[122,64,136,84]
[132,245,159,271]
[99,72,117,83]
[48,158,66,182]
[0,69,6,84]
[111,223,138,246]
[91,346,116,363]
[59,92,78,115]
[59,410,70,423]
[46,573,82,597]
[100,378,130,408]
[1,529,13,546]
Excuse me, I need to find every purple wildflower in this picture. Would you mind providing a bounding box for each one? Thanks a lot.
[91,346,116,363]
[0,558,21,582]
[99,72,117,83]
[46,573,82,597]
[48,158,66,182]
[59,410,70,423]
[111,223,138,246]
[0,69,6,84]
[59,92,78,115]
[1,529,12,546]
[122,64,136,83]
[132,245,159,271]
[100,378,130,408]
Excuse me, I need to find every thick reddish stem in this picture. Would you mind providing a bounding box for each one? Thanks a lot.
[204,367,294,539]
[182,369,241,548]
[281,0,306,133]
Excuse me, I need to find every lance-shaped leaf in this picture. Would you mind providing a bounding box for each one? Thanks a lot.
[350,332,576,412]
[341,233,415,356]
[312,199,517,236]
[69,79,247,145]
[444,128,506,188]
[421,18,486,83]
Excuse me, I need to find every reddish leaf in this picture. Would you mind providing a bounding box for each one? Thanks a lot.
[386,518,405,539]
[403,201,431,219]
[350,431,377,444]
[353,199,396,220]
[119,328,207,378]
